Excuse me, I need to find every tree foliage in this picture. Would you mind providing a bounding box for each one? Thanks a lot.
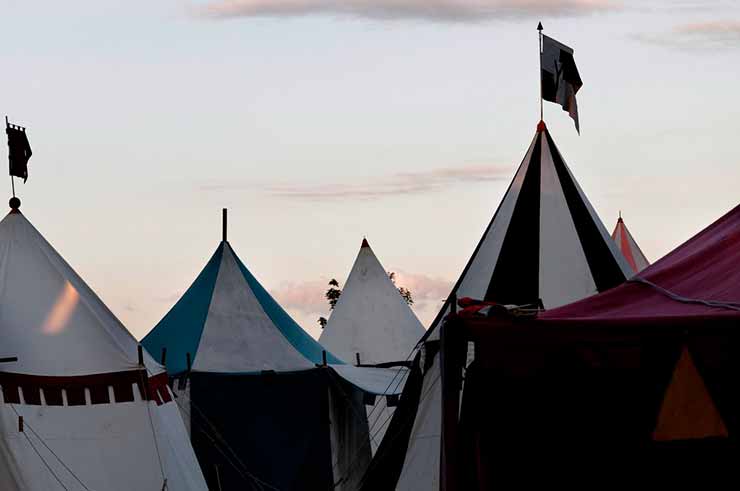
[388,272,414,306]
[326,278,342,310]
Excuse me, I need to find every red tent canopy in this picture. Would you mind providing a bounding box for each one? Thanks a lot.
[445,204,740,487]
[544,203,740,322]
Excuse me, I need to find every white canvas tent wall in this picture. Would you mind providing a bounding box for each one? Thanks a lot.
[362,121,632,490]
[319,238,425,454]
[611,214,650,273]
[0,208,207,491]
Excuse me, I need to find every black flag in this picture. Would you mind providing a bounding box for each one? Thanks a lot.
[6,122,32,182]
[541,34,582,133]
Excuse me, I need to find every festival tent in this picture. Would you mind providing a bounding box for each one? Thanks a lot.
[0,206,207,491]
[319,238,425,454]
[361,121,632,490]
[611,213,650,273]
[142,210,405,491]
[451,202,740,486]
[319,238,425,366]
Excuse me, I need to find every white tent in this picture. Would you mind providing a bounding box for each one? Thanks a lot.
[362,121,632,490]
[319,238,425,454]
[319,238,424,365]
[0,207,207,491]
[611,214,650,273]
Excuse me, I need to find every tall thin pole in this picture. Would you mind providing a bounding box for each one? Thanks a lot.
[5,116,14,198]
[538,22,544,122]
[222,208,227,242]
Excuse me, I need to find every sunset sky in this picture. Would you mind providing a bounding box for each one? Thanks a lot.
[1,0,739,340]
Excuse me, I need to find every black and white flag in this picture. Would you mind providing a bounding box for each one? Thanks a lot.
[6,122,32,182]
[541,34,582,133]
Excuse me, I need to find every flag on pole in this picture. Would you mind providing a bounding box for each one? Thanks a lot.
[6,120,32,182]
[541,34,582,133]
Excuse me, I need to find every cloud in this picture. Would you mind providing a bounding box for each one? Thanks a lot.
[390,270,453,321]
[264,164,513,201]
[636,20,740,48]
[271,278,331,316]
[199,0,614,22]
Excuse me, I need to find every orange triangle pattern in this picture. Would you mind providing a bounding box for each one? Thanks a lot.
[653,347,728,441]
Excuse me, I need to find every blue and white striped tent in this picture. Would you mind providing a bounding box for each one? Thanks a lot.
[142,210,403,491]
[142,234,341,376]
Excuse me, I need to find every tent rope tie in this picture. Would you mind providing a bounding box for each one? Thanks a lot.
[336,368,443,487]
[8,404,91,491]
[138,368,168,486]
[171,393,262,490]
[356,340,421,440]
[326,368,382,449]
[629,277,740,312]
[171,387,280,491]
[177,397,272,490]
[175,391,278,490]
[326,353,415,478]
[20,429,69,491]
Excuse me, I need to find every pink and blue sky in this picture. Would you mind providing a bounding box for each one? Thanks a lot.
[1,0,738,339]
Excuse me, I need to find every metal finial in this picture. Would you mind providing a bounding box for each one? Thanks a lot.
[537,22,543,31]
[9,197,20,211]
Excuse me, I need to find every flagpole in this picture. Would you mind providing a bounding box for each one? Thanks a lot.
[5,116,14,199]
[537,22,543,122]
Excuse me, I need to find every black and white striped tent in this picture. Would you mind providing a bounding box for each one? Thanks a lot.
[443,119,630,313]
[361,121,632,490]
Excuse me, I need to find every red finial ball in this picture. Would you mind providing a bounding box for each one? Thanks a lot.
[9,197,20,210]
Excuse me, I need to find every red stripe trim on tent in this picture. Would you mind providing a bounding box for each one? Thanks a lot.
[0,370,172,406]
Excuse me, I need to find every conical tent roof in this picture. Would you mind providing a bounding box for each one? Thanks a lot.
[444,120,630,314]
[319,239,425,365]
[0,210,161,376]
[611,215,650,274]
[142,214,408,491]
[0,209,206,491]
[143,230,341,375]
[364,122,631,491]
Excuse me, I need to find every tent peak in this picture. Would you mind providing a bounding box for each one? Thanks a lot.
[361,237,370,248]
[537,120,547,133]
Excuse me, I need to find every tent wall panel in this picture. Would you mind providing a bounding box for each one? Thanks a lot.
[190,370,333,491]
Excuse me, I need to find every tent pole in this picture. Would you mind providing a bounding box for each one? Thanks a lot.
[222,208,227,242]
[538,22,544,122]
[6,116,14,199]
